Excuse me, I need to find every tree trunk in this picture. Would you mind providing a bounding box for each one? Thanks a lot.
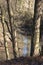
[30,0,42,56]
[6,0,17,58]
[1,9,10,60]
[33,16,41,56]
[14,30,18,57]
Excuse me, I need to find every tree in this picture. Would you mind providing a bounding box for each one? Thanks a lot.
[1,7,10,60]
[30,0,42,56]
[6,0,17,58]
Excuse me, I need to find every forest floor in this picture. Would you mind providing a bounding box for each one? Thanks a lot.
[0,56,43,65]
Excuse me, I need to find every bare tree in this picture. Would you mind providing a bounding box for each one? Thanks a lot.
[6,0,19,58]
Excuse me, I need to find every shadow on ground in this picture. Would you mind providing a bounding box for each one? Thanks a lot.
[0,56,43,65]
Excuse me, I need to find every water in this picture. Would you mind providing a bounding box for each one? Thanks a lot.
[23,37,28,56]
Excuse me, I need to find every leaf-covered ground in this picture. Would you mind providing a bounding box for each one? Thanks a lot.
[0,56,43,65]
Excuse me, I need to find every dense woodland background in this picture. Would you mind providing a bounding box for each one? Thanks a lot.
[0,0,43,62]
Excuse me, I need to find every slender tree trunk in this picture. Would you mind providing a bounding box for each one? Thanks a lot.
[6,0,17,58]
[33,16,41,56]
[14,30,18,57]
[11,17,18,57]
[1,8,10,60]
[30,0,42,56]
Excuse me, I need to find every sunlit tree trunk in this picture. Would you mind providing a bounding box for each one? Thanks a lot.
[14,30,18,57]
[11,17,18,57]
[1,8,10,60]
[10,0,18,57]
[33,17,41,56]
[6,0,18,58]
[30,0,42,56]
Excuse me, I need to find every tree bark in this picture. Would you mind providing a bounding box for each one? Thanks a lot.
[1,8,10,60]
[14,30,18,57]
[30,0,42,56]
[6,0,17,58]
